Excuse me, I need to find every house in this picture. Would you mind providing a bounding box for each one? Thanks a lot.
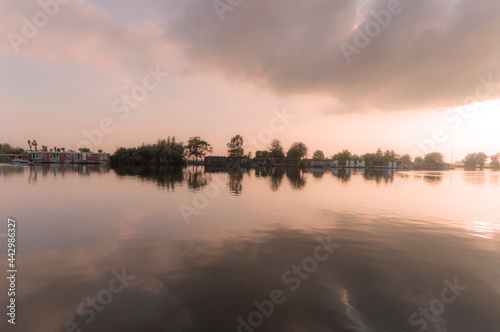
[368,160,402,169]
[356,161,366,168]
[302,159,335,168]
[337,160,366,168]
[29,151,110,164]
[204,156,251,166]
[266,158,301,167]
[410,162,451,170]
[301,159,366,168]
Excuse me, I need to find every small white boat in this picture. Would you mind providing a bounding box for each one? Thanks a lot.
[12,159,31,165]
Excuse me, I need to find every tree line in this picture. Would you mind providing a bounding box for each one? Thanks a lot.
[226,136,500,169]
[2,137,499,170]
[463,152,500,169]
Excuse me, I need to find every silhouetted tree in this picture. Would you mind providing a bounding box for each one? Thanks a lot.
[491,153,500,169]
[476,152,489,168]
[286,168,306,189]
[383,149,399,161]
[351,154,362,161]
[463,153,478,168]
[287,142,308,159]
[185,136,212,161]
[255,150,269,160]
[0,143,24,155]
[227,135,244,157]
[312,150,325,160]
[332,149,352,161]
[111,137,184,166]
[424,152,444,163]
[361,153,376,162]
[401,154,412,163]
[463,152,488,169]
[268,139,285,158]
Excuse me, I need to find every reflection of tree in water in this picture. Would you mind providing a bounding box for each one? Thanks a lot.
[490,172,500,187]
[269,168,284,191]
[29,165,48,183]
[113,166,184,191]
[227,165,249,196]
[255,167,285,192]
[332,168,353,183]
[228,172,243,195]
[362,169,394,184]
[313,172,325,179]
[423,175,443,184]
[254,167,268,178]
[463,172,487,187]
[0,165,25,177]
[405,172,444,185]
[286,168,306,189]
[184,167,209,191]
[205,165,248,195]
[305,168,325,180]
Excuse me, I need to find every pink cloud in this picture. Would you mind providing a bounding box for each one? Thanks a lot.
[1,0,171,70]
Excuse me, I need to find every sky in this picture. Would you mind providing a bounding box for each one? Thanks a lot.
[1,0,500,161]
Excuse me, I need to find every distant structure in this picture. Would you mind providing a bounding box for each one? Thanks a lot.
[367,160,402,169]
[204,156,251,166]
[265,158,301,167]
[409,162,451,170]
[302,159,367,168]
[204,157,408,169]
[204,156,455,170]
[28,150,110,164]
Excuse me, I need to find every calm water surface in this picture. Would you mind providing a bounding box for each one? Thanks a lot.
[1,164,500,332]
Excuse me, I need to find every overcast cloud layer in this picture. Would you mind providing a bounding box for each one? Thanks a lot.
[2,0,500,159]
[169,0,500,112]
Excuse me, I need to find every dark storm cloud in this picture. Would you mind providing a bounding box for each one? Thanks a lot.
[168,0,500,112]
